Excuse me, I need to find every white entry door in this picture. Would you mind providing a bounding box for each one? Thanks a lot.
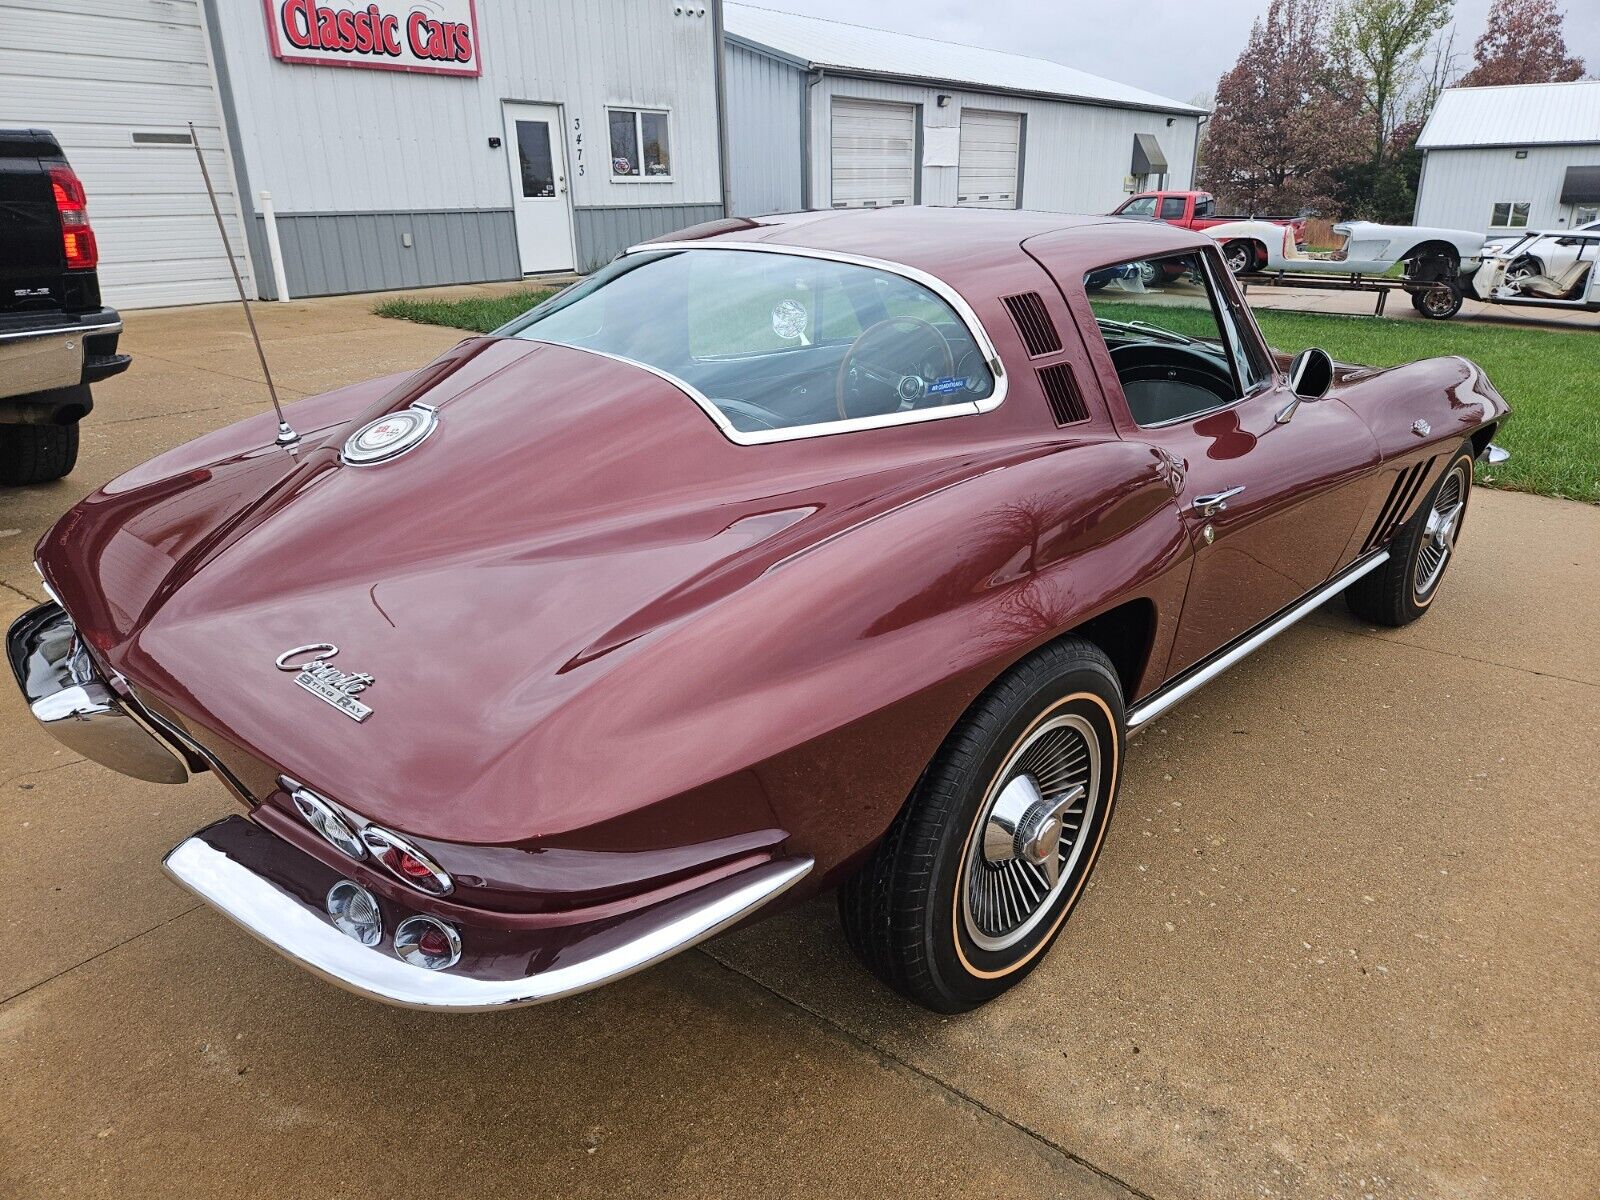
[503,103,575,274]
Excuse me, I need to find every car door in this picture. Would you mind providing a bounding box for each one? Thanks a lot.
[1068,247,1380,677]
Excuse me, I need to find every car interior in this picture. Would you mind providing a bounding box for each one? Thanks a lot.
[1084,251,1260,426]
[504,248,996,434]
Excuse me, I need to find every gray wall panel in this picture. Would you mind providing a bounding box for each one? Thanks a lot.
[572,202,725,272]
[1416,145,1600,230]
[253,208,520,298]
[726,40,805,215]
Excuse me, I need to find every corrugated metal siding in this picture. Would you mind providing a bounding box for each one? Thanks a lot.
[1416,146,1600,231]
[1418,81,1600,149]
[255,209,519,298]
[725,40,804,216]
[206,0,723,214]
[0,0,251,308]
[572,203,726,273]
[808,77,1198,214]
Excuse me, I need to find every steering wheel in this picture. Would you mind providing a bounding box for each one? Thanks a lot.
[835,315,954,420]
[1107,343,1236,403]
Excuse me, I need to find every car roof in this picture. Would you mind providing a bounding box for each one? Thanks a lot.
[646,207,1209,288]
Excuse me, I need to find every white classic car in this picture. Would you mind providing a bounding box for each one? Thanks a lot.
[1204,219,1485,278]
[1483,220,1600,279]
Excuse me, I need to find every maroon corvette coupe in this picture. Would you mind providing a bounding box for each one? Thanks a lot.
[10,209,1508,1013]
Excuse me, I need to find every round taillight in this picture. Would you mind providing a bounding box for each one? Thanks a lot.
[326,881,382,946]
[394,916,461,971]
[289,784,365,860]
[359,826,453,896]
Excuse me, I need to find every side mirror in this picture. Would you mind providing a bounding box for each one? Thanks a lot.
[1277,347,1333,423]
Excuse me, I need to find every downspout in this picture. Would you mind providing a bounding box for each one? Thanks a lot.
[1190,114,1209,190]
[711,0,732,216]
[802,67,823,210]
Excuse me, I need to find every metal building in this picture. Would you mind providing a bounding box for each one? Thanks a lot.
[722,4,1205,217]
[1415,81,1600,235]
[4,0,727,307]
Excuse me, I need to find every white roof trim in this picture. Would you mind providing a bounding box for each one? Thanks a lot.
[1417,80,1600,150]
[724,3,1206,117]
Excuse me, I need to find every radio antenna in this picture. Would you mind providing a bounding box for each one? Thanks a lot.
[188,122,298,448]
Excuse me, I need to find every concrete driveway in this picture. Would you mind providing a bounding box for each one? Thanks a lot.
[2,291,1595,1199]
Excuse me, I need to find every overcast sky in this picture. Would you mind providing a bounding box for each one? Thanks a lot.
[757,0,1600,107]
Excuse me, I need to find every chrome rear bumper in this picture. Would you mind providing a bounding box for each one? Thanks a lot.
[165,818,813,1010]
[6,601,189,784]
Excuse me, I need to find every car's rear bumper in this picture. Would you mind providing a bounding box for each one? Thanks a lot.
[6,601,191,783]
[0,307,128,404]
[165,816,812,1010]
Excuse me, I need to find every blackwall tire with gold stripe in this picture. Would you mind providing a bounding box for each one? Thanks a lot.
[838,637,1124,1012]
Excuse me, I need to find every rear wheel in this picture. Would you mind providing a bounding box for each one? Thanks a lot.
[1345,443,1474,626]
[0,421,79,485]
[839,637,1123,1012]
[1222,240,1256,276]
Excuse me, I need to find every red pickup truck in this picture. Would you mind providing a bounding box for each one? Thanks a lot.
[1111,190,1307,272]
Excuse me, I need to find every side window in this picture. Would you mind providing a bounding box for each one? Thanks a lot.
[1083,250,1259,427]
[1193,194,1215,218]
[1120,195,1157,218]
[1158,196,1186,220]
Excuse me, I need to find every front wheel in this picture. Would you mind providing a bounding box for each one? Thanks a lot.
[1345,443,1474,626]
[839,637,1124,1012]
[1412,283,1462,320]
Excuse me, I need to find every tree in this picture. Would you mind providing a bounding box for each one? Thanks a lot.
[1457,0,1587,87]
[1331,0,1456,166]
[1198,0,1370,215]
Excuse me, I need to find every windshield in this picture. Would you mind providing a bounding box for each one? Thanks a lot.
[501,248,998,440]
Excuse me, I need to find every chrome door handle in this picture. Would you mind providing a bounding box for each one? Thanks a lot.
[1193,486,1245,516]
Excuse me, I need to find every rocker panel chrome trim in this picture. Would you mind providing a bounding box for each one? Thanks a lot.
[1127,550,1391,732]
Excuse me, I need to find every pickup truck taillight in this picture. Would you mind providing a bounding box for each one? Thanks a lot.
[47,165,98,271]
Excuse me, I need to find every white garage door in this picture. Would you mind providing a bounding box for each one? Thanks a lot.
[0,0,251,309]
[830,98,917,209]
[957,110,1022,209]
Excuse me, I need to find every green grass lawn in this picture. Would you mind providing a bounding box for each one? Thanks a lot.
[374,288,1598,503]
[1091,300,1599,503]
[373,287,556,333]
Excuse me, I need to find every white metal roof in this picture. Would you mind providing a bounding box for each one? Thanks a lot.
[1417,80,1600,149]
[724,3,1205,116]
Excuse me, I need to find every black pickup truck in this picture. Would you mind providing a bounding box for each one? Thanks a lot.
[0,128,130,484]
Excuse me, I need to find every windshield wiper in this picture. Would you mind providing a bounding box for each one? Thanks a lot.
[1095,317,1198,347]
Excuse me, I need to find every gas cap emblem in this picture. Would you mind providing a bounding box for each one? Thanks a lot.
[1411,419,1431,437]
[342,403,438,465]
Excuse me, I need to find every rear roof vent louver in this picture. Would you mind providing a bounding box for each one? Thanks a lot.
[1001,291,1062,358]
[1037,363,1088,426]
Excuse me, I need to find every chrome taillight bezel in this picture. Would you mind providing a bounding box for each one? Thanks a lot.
[286,780,366,861]
[394,915,462,970]
[360,825,454,896]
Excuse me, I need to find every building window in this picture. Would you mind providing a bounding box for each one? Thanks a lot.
[608,108,671,180]
[1490,202,1530,229]
[1575,206,1599,227]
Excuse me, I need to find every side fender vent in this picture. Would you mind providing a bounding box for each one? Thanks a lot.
[1001,292,1062,357]
[1363,456,1436,552]
[1037,363,1088,426]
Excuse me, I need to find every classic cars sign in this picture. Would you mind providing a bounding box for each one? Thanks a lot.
[263,0,480,77]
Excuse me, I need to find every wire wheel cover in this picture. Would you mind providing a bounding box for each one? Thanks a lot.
[1416,463,1466,598]
[962,713,1101,952]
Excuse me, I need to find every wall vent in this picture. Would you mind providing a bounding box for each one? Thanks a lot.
[1363,457,1435,552]
[1001,291,1061,357]
[1037,363,1088,426]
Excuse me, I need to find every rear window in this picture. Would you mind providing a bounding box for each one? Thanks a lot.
[502,248,998,441]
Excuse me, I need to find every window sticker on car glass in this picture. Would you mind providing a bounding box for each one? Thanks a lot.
[927,377,967,396]
[771,299,808,341]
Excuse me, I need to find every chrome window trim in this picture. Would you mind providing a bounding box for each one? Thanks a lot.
[518,241,1008,447]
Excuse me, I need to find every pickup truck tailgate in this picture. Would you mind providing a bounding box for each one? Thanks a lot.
[0,131,66,314]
